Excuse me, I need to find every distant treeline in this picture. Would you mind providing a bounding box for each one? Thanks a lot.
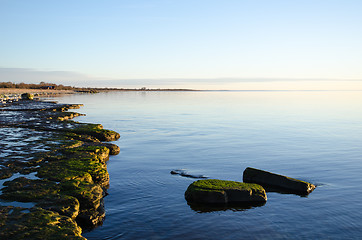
[0,82,196,92]
[0,82,74,90]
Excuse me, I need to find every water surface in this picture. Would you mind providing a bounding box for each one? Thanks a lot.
[57,91,362,239]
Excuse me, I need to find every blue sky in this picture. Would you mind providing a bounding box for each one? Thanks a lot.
[1,0,362,89]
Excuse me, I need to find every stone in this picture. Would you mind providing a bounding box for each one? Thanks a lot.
[102,143,121,155]
[185,179,267,204]
[21,93,34,100]
[0,98,121,236]
[243,167,316,194]
[36,195,80,219]
[0,206,85,240]
[70,123,120,142]
[170,169,207,179]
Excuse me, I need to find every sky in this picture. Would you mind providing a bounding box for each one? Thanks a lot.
[1,0,362,89]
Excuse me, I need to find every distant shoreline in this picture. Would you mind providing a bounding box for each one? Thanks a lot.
[0,87,198,95]
[0,88,75,95]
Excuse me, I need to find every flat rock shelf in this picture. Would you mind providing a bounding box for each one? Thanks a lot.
[0,98,120,239]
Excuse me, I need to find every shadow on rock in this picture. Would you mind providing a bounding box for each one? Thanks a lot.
[263,185,311,197]
[187,201,266,213]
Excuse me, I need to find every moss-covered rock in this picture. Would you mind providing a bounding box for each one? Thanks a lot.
[0,177,105,227]
[60,180,104,210]
[70,123,120,142]
[37,195,80,219]
[185,179,267,204]
[21,93,34,100]
[37,146,110,187]
[55,112,85,121]
[0,99,120,237]
[37,158,109,186]
[60,180,105,228]
[0,169,13,179]
[0,177,80,220]
[102,143,121,155]
[0,206,85,240]
[1,177,59,202]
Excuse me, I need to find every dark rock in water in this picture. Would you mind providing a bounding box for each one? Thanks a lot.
[185,179,267,204]
[170,169,207,179]
[21,93,34,100]
[243,167,316,195]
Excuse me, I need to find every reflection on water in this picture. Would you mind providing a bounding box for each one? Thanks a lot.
[55,91,362,239]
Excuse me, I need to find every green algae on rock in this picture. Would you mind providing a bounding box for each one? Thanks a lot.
[185,179,267,204]
[0,99,120,238]
[21,93,34,100]
[37,149,110,187]
[0,206,85,240]
[69,122,120,142]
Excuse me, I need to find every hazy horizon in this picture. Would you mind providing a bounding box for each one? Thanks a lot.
[1,67,362,90]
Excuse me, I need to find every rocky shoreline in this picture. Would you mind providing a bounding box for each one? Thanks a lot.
[0,89,76,104]
[0,97,120,239]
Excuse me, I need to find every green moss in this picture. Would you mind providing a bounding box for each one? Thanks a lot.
[36,195,80,219]
[60,180,104,210]
[55,112,84,121]
[0,207,85,240]
[61,132,100,143]
[187,179,265,193]
[37,157,108,186]
[0,177,102,221]
[0,100,120,236]
[37,144,111,187]
[21,93,34,100]
[185,179,267,204]
[69,122,120,142]
[0,177,59,202]
[63,145,110,163]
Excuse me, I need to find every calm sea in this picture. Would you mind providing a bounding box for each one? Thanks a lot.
[56,91,362,239]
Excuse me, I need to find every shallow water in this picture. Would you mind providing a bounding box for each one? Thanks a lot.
[56,91,362,239]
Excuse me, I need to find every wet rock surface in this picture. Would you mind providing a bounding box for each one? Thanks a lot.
[170,169,208,179]
[0,99,120,239]
[0,206,85,239]
[243,167,316,195]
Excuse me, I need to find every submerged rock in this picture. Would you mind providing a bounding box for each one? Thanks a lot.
[243,167,316,195]
[170,169,207,179]
[185,179,267,204]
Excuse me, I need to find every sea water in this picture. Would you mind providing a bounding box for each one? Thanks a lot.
[56,91,362,239]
